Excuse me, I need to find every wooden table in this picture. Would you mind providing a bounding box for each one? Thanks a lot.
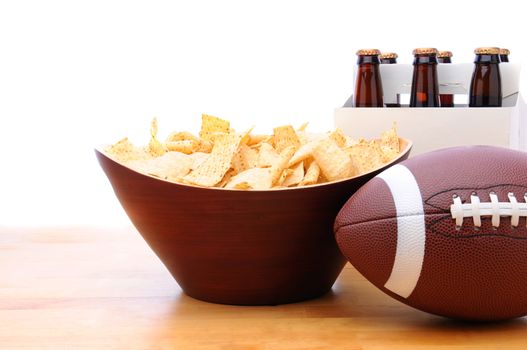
[1,227,527,349]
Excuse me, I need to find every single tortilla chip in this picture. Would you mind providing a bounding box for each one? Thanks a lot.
[183,133,241,187]
[148,117,166,157]
[258,143,281,168]
[247,134,270,146]
[188,152,209,171]
[166,131,201,143]
[225,168,272,190]
[197,139,213,153]
[273,125,301,153]
[380,123,400,153]
[288,140,319,167]
[345,141,385,174]
[129,151,193,182]
[217,169,236,188]
[270,146,296,185]
[282,161,305,187]
[165,140,199,154]
[232,144,259,174]
[329,128,347,148]
[240,126,255,145]
[312,139,357,181]
[199,114,230,141]
[297,122,309,132]
[300,160,320,186]
[105,138,151,163]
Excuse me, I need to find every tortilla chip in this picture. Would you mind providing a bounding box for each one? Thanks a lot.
[282,161,305,187]
[345,141,385,174]
[288,140,319,167]
[270,146,296,185]
[199,114,230,141]
[217,169,236,188]
[165,140,199,154]
[188,152,209,171]
[225,168,273,190]
[273,125,301,153]
[258,143,281,168]
[166,131,200,143]
[129,151,193,181]
[300,160,320,186]
[240,126,255,145]
[247,134,271,146]
[232,144,259,174]
[183,133,241,187]
[147,118,167,157]
[297,122,309,132]
[329,128,347,148]
[106,138,150,163]
[380,123,400,153]
[312,139,357,181]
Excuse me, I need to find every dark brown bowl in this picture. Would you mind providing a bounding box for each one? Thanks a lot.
[96,138,412,305]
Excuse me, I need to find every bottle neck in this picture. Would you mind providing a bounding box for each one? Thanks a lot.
[357,55,380,65]
[437,57,451,64]
[500,54,509,62]
[474,54,500,64]
[413,54,438,65]
[380,58,397,64]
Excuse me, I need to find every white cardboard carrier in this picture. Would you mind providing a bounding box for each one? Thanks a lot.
[335,63,526,155]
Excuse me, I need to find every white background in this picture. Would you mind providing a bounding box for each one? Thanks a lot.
[0,0,525,227]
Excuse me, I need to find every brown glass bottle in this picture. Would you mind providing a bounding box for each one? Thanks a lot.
[410,48,440,107]
[353,49,384,107]
[437,51,454,107]
[499,48,510,62]
[380,53,400,107]
[469,47,502,107]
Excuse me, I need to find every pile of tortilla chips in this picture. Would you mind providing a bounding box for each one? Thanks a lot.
[105,114,401,190]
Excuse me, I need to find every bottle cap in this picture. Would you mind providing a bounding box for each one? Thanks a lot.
[437,51,453,58]
[356,49,381,56]
[412,48,438,55]
[474,47,500,55]
[499,48,510,55]
[380,52,398,59]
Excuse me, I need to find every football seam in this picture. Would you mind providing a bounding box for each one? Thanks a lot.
[424,184,527,211]
[335,213,527,240]
[334,212,425,234]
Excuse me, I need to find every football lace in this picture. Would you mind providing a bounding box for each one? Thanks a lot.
[450,192,527,229]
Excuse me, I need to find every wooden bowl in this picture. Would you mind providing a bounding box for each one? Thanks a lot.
[96,138,412,305]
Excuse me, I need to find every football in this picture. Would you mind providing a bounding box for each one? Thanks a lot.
[334,146,527,321]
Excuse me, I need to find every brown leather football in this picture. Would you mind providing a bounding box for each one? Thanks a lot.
[334,146,527,321]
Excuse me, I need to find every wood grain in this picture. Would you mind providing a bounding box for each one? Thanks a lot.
[1,226,527,349]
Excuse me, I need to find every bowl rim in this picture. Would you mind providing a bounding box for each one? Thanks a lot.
[96,137,412,192]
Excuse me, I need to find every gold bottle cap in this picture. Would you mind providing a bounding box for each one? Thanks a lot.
[499,48,510,55]
[356,49,381,56]
[474,47,500,55]
[437,51,453,58]
[380,52,398,59]
[412,48,438,55]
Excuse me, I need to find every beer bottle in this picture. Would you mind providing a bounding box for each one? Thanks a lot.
[469,47,502,107]
[353,49,384,108]
[437,51,454,107]
[380,53,400,107]
[499,48,510,62]
[410,48,440,107]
